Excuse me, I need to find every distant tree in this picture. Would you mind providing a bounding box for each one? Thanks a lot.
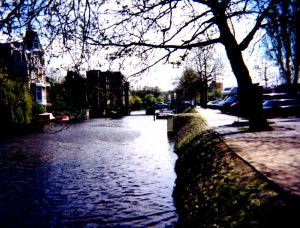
[132,87,161,99]
[48,71,87,119]
[264,0,299,90]
[254,61,273,87]
[47,82,66,112]
[188,46,224,108]
[176,68,200,103]
[143,93,156,108]
[156,96,165,103]
[129,95,143,110]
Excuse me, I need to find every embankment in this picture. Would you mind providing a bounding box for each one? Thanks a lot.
[173,113,299,227]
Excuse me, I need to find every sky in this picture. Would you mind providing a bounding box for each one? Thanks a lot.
[134,64,184,91]
[133,61,237,91]
[133,47,238,91]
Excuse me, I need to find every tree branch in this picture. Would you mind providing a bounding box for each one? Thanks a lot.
[0,0,26,29]
[86,36,221,50]
[239,0,277,50]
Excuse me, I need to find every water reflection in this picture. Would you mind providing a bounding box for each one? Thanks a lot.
[0,114,177,227]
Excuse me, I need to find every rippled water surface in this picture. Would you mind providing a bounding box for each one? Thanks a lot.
[0,112,177,227]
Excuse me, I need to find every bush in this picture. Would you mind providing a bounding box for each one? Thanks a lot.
[34,104,46,114]
[143,93,156,107]
[0,78,33,128]
[130,95,143,110]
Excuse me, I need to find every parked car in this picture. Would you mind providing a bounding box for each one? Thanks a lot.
[228,100,240,115]
[154,102,168,109]
[207,98,223,109]
[156,108,174,119]
[221,87,232,96]
[263,98,300,118]
[263,93,289,100]
[217,95,238,113]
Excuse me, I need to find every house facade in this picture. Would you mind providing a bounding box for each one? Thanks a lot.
[23,30,48,105]
[0,29,48,106]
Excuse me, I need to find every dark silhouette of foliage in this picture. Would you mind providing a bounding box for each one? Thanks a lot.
[0,71,33,129]
[175,68,200,103]
[48,71,87,119]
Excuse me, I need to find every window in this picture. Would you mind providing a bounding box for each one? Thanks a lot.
[31,71,36,80]
[33,38,40,49]
[36,86,42,101]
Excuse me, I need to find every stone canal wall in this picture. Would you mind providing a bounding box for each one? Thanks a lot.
[172,113,298,227]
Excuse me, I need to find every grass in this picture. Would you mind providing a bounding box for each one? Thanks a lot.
[173,113,299,227]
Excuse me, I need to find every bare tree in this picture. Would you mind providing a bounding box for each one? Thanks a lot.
[188,46,224,108]
[254,61,273,87]
[1,0,279,128]
[264,0,299,91]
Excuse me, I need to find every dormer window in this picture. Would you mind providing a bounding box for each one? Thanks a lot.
[33,39,39,49]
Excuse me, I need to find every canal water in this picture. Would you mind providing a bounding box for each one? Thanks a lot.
[0,111,177,227]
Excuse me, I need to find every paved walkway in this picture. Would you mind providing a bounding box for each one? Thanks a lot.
[197,107,300,196]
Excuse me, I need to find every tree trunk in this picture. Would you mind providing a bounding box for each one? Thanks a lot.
[213,8,268,130]
[199,78,208,108]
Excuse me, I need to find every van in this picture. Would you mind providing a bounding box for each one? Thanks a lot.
[221,87,238,96]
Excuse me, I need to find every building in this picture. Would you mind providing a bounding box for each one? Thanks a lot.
[86,70,129,117]
[23,30,48,105]
[0,29,48,106]
[0,42,28,82]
